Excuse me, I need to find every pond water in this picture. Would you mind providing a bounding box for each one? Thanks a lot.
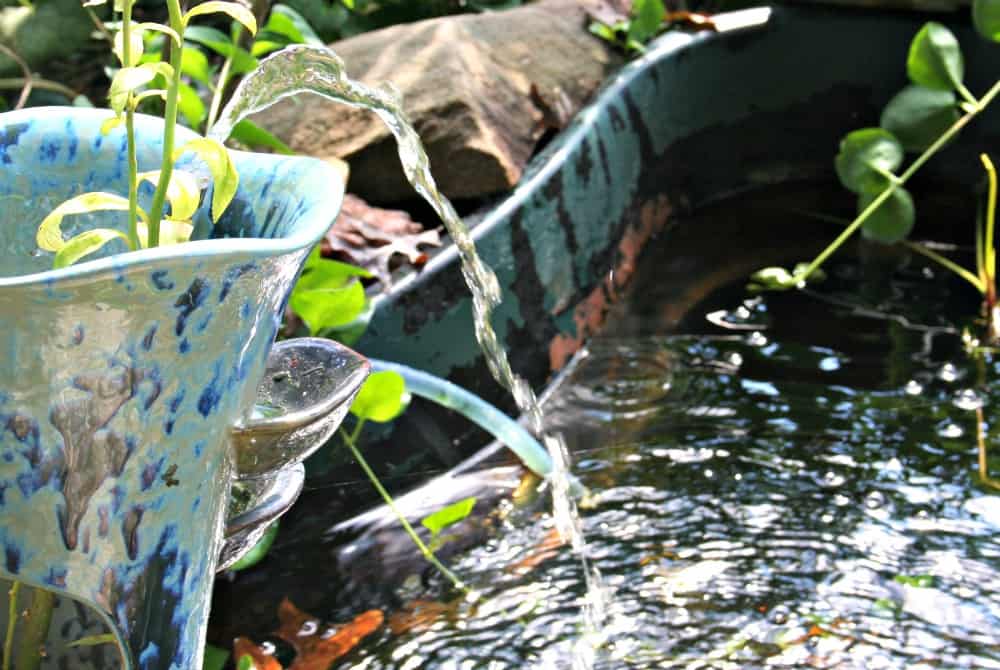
[212,184,1000,668]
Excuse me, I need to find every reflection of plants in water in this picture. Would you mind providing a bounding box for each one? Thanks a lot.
[752,5,1000,340]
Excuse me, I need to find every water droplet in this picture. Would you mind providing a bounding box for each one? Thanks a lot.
[298,620,319,636]
[904,380,923,395]
[725,352,743,368]
[746,331,768,347]
[260,641,276,655]
[822,471,845,487]
[952,388,984,411]
[937,421,964,439]
[865,491,886,509]
[819,356,841,372]
[938,363,960,383]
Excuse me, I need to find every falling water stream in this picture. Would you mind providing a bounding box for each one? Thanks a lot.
[209,44,607,666]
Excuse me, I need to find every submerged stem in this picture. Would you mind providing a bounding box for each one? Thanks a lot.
[341,425,467,592]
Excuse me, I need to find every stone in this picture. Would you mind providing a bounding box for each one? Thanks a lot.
[252,0,623,202]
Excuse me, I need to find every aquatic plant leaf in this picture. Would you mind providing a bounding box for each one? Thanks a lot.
[880,85,958,152]
[113,28,144,65]
[858,187,915,244]
[628,0,664,46]
[350,370,410,423]
[100,115,124,135]
[185,1,258,35]
[835,128,903,194]
[178,81,207,129]
[54,229,132,268]
[907,22,964,91]
[893,573,935,587]
[229,521,279,571]
[229,119,294,154]
[174,138,238,221]
[136,21,182,46]
[290,281,366,334]
[36,192,142,252]
[421,497,477,536]
[749,266,797,291]
[974,0,1000,40]
[235,654,260,670]
[202,644,230,670]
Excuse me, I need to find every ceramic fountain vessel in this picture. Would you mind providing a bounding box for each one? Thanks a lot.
[0,107,368,668]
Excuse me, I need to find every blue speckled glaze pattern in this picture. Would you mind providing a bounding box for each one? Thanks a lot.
[0,107,343,668]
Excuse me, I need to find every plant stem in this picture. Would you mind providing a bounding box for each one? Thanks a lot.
[796,78,1000,283]
[0,79,77,100]
[122,0,141,250]
[3,582,19,670]
[205,27,242,132]
[341,424,467,591]
[903,240,985,292]
[16,587,55,670]
[145,0,186,247]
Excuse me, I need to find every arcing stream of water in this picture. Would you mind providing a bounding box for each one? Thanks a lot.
[209,44,607,667]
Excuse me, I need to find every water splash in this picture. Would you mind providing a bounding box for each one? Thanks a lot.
[211,44,607,662]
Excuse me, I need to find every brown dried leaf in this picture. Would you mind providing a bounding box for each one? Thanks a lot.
[324,194,441,287]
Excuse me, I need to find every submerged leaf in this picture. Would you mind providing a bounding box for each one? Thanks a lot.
[350,370,409,423]
[907,22,964,91]
[421,497,477,536]
[859,187,915,244]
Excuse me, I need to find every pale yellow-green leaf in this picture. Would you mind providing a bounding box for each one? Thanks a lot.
[53,229,131,268]
[113,29,144,66]
[137,21,181,46]
[108,63,174,114]
[37,192,137,252]
[138,169,201,221]
[184,1,257,35]
[133,89,168,105]
[100,115,125,135]
[174,138,238,222]
[159,220,195,245]
[82,0,107,6]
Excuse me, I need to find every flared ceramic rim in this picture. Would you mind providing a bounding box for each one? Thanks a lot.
[0,107,344,288]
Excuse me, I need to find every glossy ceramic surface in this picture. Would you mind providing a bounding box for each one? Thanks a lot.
[0,107,353,668]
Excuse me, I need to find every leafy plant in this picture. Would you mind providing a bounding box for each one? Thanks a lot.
[751,4,1000,340]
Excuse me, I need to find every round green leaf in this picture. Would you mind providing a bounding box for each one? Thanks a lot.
[880,85,959,152]
[350,370,410,423]
[859,187,915,244]
[228,521,278,571]
[974,0,1000,41]
[834,128,904,194]
[907,22,964,91]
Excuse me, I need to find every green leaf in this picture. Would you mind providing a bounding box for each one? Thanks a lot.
[835,128,904,194]
[177,81,207,130]
[974,0,1000,40]
[175,138,238,221]
[627,0,664,45]
[113,28,144,65]
[421,497,477,536]
[907,22,964,91]
[101,115,125,135]
[880,85,959,152]
[36,192,142,251]
[271,4,322,43]
[203,645,230,670]
[893,573,935,588]
[350,370,410,422]
[183,25,234,55]
[181,46,212,86]
[229,119,294,154]
[290,281,366,334]
[137,21,182,46]
[54,229,132,268]
[263,12,304,43]
[749,266,798,291]
[228,521,279,571]
[237,655,256,670]
[185,1,258,35]
[859,187,915,244]
[68,633,116,647]
[108,62,174,114]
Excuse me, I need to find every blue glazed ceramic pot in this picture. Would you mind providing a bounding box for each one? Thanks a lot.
[0,107,368,668]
